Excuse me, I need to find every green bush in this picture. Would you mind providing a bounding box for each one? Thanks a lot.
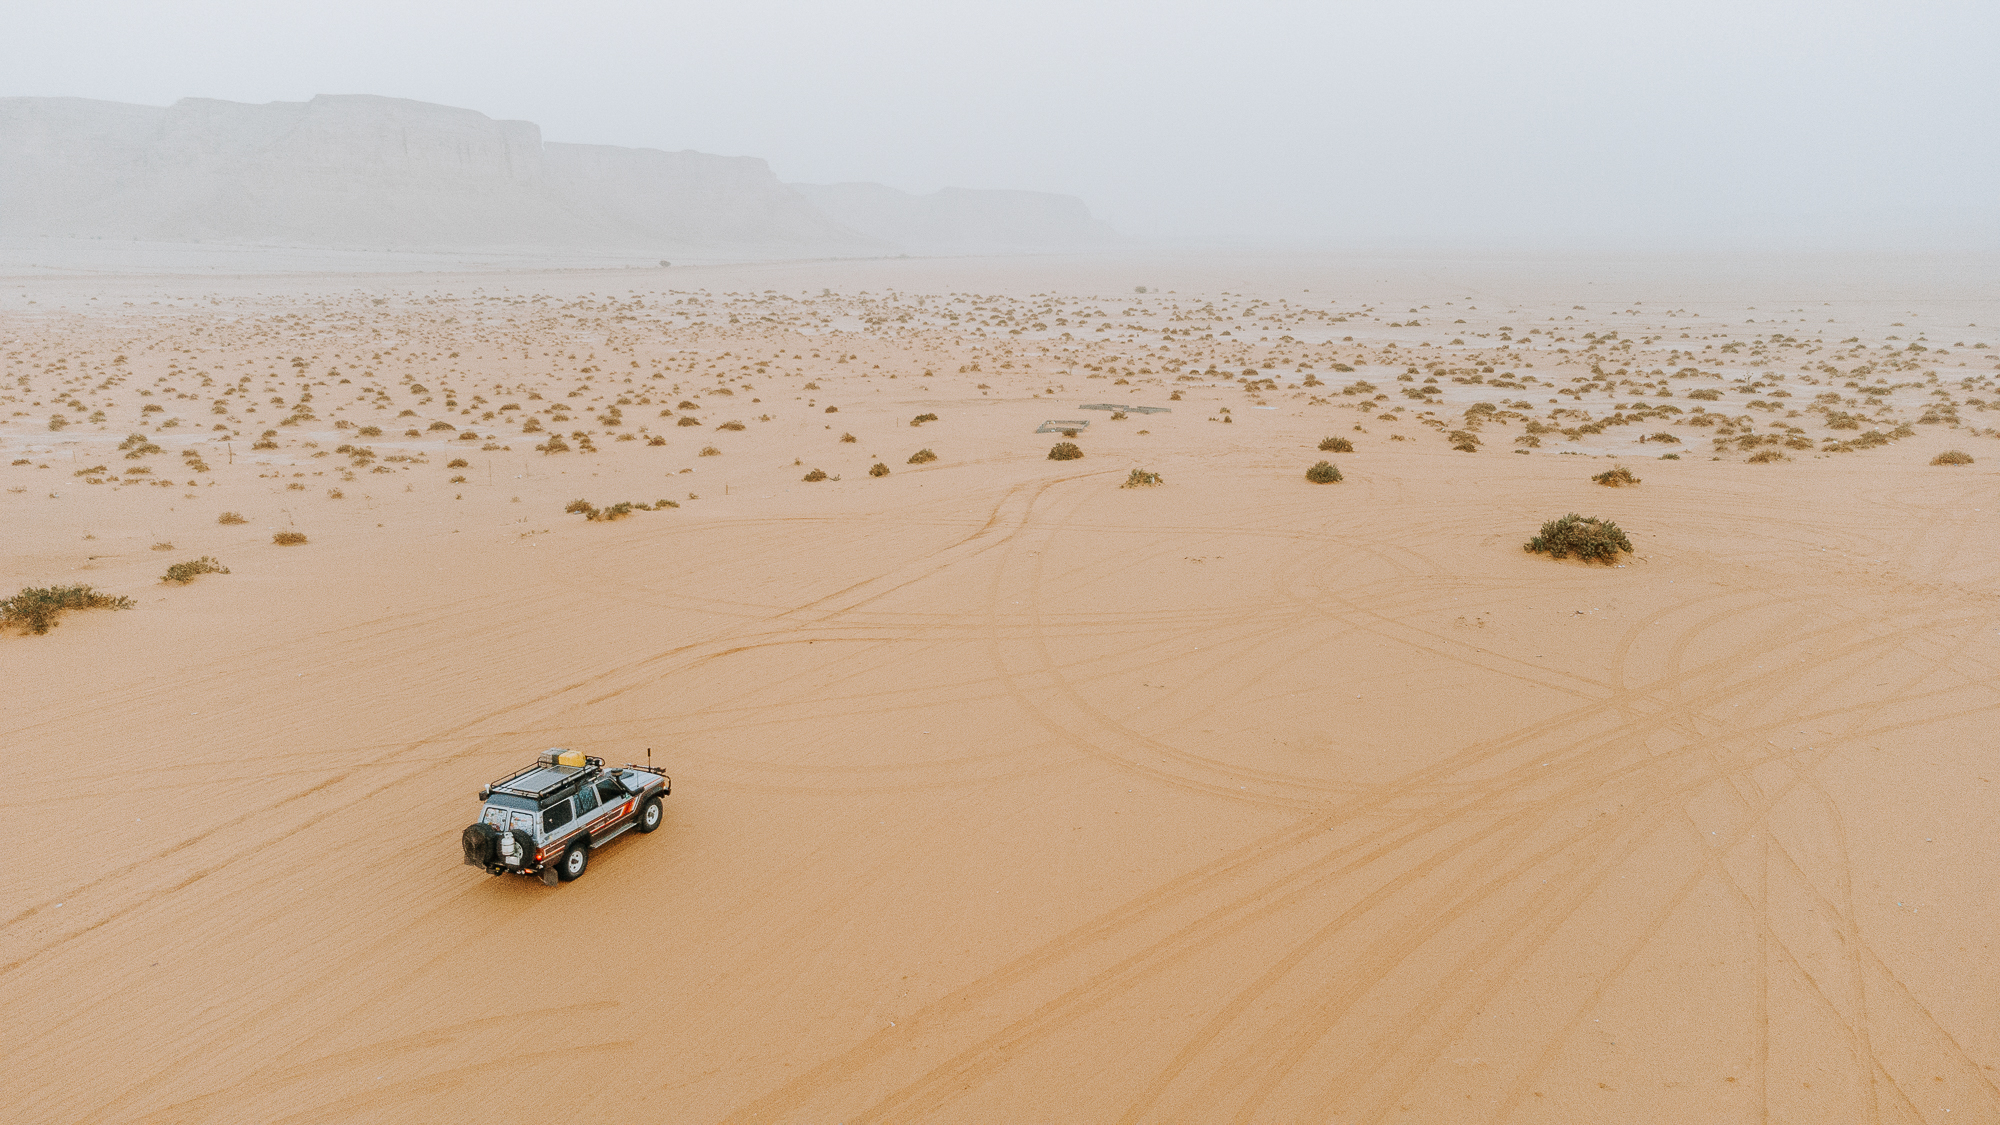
[1317,436,1353,453]
[1048,442,1084,461]
[1122,468,1163,488]
[164,556,229,584]
[1525,513,1632,562]
[1305,460,1342,483]
[2,584,136,634]
[1591,465,1640,487]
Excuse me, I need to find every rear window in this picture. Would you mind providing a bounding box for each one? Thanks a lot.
[542,799,574,833]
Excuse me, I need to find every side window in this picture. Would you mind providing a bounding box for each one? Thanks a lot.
[482,806,508,829]
[510,810,535,835]
[542,799,574,833]
[597,779,626,804]
[574,785,600,816]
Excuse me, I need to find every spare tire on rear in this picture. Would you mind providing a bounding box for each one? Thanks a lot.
[462,822,501,866]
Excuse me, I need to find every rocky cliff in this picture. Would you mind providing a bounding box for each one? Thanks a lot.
[0,95,1117,258]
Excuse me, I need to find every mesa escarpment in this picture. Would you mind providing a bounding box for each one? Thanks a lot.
[0,94,1116,257]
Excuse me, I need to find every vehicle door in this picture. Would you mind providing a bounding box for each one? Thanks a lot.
[569,780,613,841]
[591,776,637,830]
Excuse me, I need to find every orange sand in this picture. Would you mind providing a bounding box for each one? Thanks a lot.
[4,252,1998,1122]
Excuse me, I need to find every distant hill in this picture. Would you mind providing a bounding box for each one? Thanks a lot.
[0,94,1119,258]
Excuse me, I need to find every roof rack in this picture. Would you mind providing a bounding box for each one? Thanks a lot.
[483,753,605,802]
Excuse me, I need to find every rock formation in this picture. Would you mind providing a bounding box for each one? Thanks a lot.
[0,94,1118,257]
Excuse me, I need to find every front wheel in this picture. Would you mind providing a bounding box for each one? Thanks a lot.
[635,796,664,833]
[557,841,589,882]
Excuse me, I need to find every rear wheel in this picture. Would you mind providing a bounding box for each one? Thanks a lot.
[635,796,664,833]
[557,841,589,882]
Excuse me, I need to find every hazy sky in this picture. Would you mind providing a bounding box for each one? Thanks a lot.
[8,1,1997,249]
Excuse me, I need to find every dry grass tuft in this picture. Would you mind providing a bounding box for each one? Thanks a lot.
[1318,437,1354,453]
[217,511,248,524]
[1048,442,1084,461]
[839,432,857,443]
[869,462,890,477]
[1746,450,1788,464]
[1932,450,1975,465]
[1525,513,1631,562]
[908,448,938,464]
[717,420,746,431]
[1305,460,1343,484]
[802,468,829,482]
[2,584,136,634]
[1592,465,1641,487]
[272,531,308,546]
[699,445,721,457]
[1121,468,1163,488]
[163,556,229,584]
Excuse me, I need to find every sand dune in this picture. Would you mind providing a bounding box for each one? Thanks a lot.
[3,252,1997,1122]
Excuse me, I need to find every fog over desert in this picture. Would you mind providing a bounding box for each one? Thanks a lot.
[4,4,1999,1123]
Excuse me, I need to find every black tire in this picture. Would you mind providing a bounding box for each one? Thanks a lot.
[557,840,589,882]
[635,795,664,833]
[461,822,500,867]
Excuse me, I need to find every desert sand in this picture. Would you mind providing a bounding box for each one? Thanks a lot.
[3,250,1998,1123]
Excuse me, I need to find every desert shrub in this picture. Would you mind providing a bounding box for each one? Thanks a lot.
[328,489,344,499]
[717,420,745,431]
[1305,460,1342,484]
[565,499,597,515]
[654,498,680,509]
[536,435,570,454]
[911,413,938,426]
[1646,432,1680,444]
[1048,442,1084,461]
[869,462,889,477]
[1525,513,1632,562]
[447,458,469,468]
[1592,465,1640,487]
[802,468,829,482]
[449,475,467,483]
[357,425,383,437]
[699,445,720,457]
[218,511,248,524]
[2,584,136,634]
[251,440,278,451]
[272,531,308,545]
[151,542,174,551]
[908,448,937,464]
[595,502,635,521]
[1122,468,1163,488]
[646,435,666,446]
[839,432,857,443]
[429,420,455,431]
[676,416,702,427]
[1932,450,1975,465]
[1110,411,1128,421]
[163,556,229,584]
[1746,450,1788,463]
[825,406,839,413]
[1318,436,1353,452]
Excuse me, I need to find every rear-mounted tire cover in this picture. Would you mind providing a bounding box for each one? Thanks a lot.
[462,822,500,866]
